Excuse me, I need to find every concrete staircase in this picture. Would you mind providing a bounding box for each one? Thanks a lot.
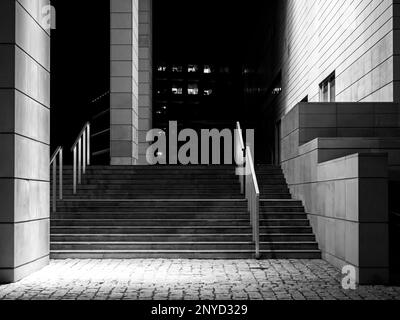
[50,165,321,259]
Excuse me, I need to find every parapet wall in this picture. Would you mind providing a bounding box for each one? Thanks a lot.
[280,102,400,284]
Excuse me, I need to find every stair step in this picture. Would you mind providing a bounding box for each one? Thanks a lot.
[51,212,308,220]
[51,250,322,259]
[60,195,244,200]
[50,226,314,234]
[51,219,310,227]
[50,234,317,242]
[50,242,319,251]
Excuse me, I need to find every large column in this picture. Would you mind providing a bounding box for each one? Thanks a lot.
[138,0,153,164]
[110,0,139,165]
[0,0,50,283]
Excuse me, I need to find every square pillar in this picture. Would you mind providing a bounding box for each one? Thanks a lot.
[138,0,153,164]
[0,0,51,283]
[110,0,139,165]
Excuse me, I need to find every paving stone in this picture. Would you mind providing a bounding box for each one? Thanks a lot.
[0,260,399,300]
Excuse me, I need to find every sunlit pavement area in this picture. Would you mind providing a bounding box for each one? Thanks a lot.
[1,260,400,300]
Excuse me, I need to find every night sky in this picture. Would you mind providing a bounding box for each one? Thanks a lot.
[50,1,275,158]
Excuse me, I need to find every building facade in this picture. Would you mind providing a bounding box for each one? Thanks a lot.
[255,0,400,283]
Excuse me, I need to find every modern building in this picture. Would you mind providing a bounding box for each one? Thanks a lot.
[245,0,400,283]
[153,63,244,131]
[0,0,399,285]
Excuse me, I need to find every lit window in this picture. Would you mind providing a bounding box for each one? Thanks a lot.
[188,65,198,73]
[188,84,199,95]
[319,72,335,102]
[272,87,282,95]
[172,87,183,95]
[157,65,167,72]
[172,65,183,72]
[204,65,212,74]
[204,89,213,96]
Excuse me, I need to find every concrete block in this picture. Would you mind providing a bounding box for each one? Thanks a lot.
[111,45,133,61]
[111,13,132,29]
[111,0,133,13]
[15,47,50,107]
[111,29,132,45]
[110,141,133,157]
[14,219,49,267]
[0,45,15,87]
[0,90,15,133]
[111,125,133,141]
[111,61,133,77]
[111,93,133,109]
[0,1,15,43]
[344,222,359,266]
[359,223,389,268]
[0,134,14,177]
[111,77,133,93]
[15,3,50,70]
[0,224,14,268]
[14,135,49,181]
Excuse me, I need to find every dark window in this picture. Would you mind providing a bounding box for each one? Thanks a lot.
[320,72,335,102]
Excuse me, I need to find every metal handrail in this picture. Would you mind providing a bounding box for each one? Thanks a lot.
[235,122,246,193]
[50,146,63,213]
[245,146,260,259]
[236,122,260,259]
[71,122,91,194]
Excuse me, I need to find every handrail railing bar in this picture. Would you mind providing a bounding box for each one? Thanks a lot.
[71,122,90,151]
[78,138,82,184]
[71,122,91,195]
[246,147,260,194]
[237,121,261,260]
[92,148,111,157]
[52,157,56,213]
[246,146,261,259]
[87,123,91,166]
[236,122,245,152]
[59,148,63,200]
[50,146,63,212]
[73,146,77,194]
[236,122,246,194]
[91,108,110,121]
[91,128,110,138]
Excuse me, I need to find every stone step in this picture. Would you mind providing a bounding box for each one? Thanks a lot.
[59,194,291,200]
[50,250,322,259]
[51,212,309,220]
[50,226,314,234]
[60,194,245,200]
[50,219,310,227]
[55,206,248,213]
[60,185,244,191]
[59,174,245,179]
[50,241,319,251]
[50,233,317,242]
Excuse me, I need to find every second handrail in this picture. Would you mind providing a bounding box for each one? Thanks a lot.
[71,122,91,194]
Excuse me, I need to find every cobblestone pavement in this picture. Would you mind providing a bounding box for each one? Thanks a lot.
[0,259,400,300]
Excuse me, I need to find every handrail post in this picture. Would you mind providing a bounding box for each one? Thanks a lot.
[83,131,86,175]
[78,138,82,184]
[73,146,77,194]
[59,148,63,200]
[255,193,260,259]
[87,123,91,166]
[52,160,56,213]
[71,123,92,196]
